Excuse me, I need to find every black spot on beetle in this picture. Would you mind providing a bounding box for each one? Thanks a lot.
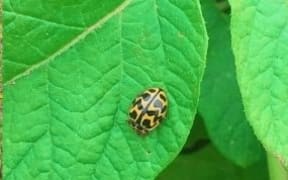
[129,111,137,120]
[133,98,141,106]
[136,113,144,124]
[159,94,166,101]
[148,89,157,93]
[153,115,162,122]
[146,110,157,116]
[141,93,151,101]
[137,104,143,110]
[161,105,167,113]
[143,119,152,128]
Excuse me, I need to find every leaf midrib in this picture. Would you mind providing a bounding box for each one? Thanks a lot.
[4,0,132,86]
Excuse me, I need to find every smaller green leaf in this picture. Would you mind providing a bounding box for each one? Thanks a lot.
[198,0,264,167]
[229,0,288,167]
[157,118,269,180]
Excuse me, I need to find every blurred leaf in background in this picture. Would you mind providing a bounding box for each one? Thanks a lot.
[198,0,264,167]
[229,0,288,168]
[157,115,269,180]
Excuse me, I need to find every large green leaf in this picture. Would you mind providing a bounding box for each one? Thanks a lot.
[198,0,264,167]
[229,0,288,167]
[4,0,207,179]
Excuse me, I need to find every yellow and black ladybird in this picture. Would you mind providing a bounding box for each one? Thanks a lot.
[128,88,168,135]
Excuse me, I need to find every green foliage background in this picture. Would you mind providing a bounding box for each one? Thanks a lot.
[2,0,288,179]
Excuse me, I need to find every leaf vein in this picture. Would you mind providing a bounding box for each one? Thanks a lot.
[4,0,132,86]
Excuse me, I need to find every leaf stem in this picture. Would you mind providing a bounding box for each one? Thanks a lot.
[267,152,288,180]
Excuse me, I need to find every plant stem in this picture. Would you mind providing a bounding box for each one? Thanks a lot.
[267,152,288,180]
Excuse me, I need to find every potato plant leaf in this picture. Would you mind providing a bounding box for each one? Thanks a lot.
[3,0,207,179]
[198,0,264,167]
[229,0,288,167]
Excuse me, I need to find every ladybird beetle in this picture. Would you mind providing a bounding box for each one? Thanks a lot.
[128,88,168,135]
